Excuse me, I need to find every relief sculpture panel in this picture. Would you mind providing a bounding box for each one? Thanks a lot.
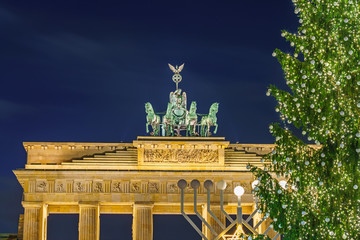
[144,149,219,163]
[93,181,104,193]
[36,180,48,192]
[148,182,159,193]
[55,180,66,193]
[111,181,122,193]
[130,182,141,193]
[73,181,86,193]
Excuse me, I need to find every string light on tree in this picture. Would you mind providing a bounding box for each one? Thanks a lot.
[250,0,360,239]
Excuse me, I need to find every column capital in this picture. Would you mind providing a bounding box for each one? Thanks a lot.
[78,201,100,208]
[133,202,154,208]
[22,201,45,209]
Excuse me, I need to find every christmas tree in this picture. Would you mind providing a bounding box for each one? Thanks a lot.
[250,0,360,239]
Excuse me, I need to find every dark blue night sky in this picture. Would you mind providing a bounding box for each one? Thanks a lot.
[0,0,298,238]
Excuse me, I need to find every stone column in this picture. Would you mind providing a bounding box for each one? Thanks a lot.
[132,203,153,240]
[202,204,225,240]
[78,203,100,240]
[22,202,48,240]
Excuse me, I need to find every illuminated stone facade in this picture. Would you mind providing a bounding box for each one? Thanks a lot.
[14,137,277,240]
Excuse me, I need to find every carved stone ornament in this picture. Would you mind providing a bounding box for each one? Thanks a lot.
[74,181,86,192]
[148,182,159,193]
[184,182,194,193]
[224,182,233,193]
[93,182,104,193]
[144,149,218,163]
[111,181,122,193]
[130,182,141,193]
[36,180,48,192]
[236,182,251,194]
[167,183,178,193]
[55,181,65,193]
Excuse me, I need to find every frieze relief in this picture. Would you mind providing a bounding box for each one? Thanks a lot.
[144,149,219,163]
[55,181,66,193]
[233,182,251,194]
[33,179,241,194]
[93,181,104,193]
[111,181,122,193]
[73,181,86,193]
[36,180,48,192]
[148,182,160,193]
[224,182,233,193]
[184,182,194,193]
[167,182,178,193]
[130,182,141,193]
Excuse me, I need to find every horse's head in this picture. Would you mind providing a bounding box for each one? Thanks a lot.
[145,102,153,114]
[189,101,197,113]
[210,102,219,114]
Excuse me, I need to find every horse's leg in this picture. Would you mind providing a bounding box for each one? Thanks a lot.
[161,124,165,136]
[152,123,156,136]
[190,124,194,136]
[146,123,149,133]
[214,123,218,134]
[151,123,155,135]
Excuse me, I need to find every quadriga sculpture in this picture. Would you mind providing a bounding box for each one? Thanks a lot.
[145,64,220,137]
[200,103,219,137]
[145,102,160,136]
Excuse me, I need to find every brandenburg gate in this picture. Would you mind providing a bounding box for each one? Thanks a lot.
[13,64,278,239]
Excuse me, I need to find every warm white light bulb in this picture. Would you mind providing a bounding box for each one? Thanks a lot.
[279,180,287,189]
[234,186,245,197]
[252,180,260,189]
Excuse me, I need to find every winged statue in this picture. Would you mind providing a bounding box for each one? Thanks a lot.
[168,63,184,74]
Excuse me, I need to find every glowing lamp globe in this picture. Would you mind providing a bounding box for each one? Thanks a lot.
[234,186,245,197]
[279,180,287,190]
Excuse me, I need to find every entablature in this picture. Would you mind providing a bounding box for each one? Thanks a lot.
[22,137,275,171]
